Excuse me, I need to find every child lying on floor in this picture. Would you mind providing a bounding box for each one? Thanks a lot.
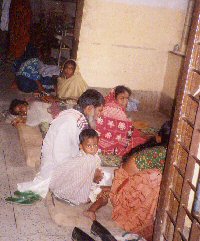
[8,97,75,128]
[49,128,114,220]
[9,99,53,127]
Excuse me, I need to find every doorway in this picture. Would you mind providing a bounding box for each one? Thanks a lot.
[30,0,84,64]
[153,1,200,240]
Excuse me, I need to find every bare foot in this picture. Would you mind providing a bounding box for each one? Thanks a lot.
[83,210,96,221]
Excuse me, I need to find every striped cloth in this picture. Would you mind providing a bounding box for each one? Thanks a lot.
[50,151,101,205]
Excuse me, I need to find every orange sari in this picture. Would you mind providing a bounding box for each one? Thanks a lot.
[110,167,162,241]
[9,0,32,58]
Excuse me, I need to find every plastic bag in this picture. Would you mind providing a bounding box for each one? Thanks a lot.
[126,98,139,112]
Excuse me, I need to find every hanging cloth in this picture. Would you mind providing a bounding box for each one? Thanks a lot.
[0,0,12,31]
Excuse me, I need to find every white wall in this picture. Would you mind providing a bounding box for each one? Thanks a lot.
[105,0,188,10]
[77,0,188,92]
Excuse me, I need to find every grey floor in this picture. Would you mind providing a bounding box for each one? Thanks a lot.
[0,63,168,241]
[0,64,71,241]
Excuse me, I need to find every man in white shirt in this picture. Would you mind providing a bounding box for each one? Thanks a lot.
[18,89,105,198]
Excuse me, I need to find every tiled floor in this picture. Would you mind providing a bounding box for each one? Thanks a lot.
[0,63,169,241]
[0,64,71,241]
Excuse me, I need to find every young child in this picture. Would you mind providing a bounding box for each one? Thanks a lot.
[80,129,114,220]
[49,128,113,219]
[9,99,53,127]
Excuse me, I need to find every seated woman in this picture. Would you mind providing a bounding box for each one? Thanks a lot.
[96,85,146,161]
[57,59,88,100]
[110,121,171,241]
[14,44,56,93]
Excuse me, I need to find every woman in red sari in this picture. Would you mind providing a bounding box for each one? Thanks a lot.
[9,0,32,58]
[96,86,146,158]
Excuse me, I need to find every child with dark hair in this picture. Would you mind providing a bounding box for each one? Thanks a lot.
[50,128,101,204]
[79,128,99,145]
[50,128,113,220]
[8,99,29,126]
[9,99,28,116]
[9,98,53,127]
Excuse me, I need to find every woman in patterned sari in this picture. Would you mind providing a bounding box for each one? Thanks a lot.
[110,121,171,241]
[96,85,146,158]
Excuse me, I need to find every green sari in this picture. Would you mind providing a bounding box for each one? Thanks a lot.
[134,146,166,172]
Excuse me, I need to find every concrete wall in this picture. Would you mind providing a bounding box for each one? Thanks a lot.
[162,52,184,99]
[159,52,184,115]
[77,0,188,93]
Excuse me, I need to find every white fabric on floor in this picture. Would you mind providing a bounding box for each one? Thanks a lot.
[26,101,53,126]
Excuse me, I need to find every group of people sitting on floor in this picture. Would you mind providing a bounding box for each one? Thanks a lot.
[12,43,88,99]
[7,46,172,241]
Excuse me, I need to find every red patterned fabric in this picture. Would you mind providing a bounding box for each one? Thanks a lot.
[96,90,146,156]
[110,167,162,241]
[9,0,32,58]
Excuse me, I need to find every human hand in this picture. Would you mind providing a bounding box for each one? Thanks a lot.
[93,168,104,184]
[11,117,26,127]
[100,186,111,192]
[41,95,57,103]
[33,91,40,97]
